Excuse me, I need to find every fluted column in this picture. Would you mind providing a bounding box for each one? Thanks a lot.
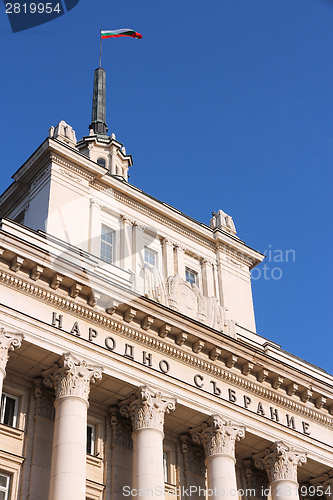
[120,386,176,500]
[255,441,307,500]
[42,353,103,500]
[163,239,174,278]
[175,244,186,280]
[122,216,134,271]
[192,414,245,498]
[89,199,102,257]
[0,328,23,399]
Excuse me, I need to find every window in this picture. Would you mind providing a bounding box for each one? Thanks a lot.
[97,157,106,168]
[101,225,114,264]
[87,424,95,455]
[185,268,197,285]
[144,247,157,267]
[163,451,169,483]
[0,473,10,500]
[0,393,19,428]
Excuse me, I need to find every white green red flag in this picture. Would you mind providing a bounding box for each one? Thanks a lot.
[101,29,142,40]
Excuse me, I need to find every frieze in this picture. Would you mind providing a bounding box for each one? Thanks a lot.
[0,267,332,427]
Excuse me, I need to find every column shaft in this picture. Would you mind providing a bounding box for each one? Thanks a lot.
[132,428,164,496]
[49,397,88,500]
[206,455,237,496]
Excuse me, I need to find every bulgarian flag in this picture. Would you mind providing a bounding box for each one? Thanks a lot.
[101,29,142,40]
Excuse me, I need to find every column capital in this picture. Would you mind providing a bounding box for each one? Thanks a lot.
[42,352,103,404]
[119,385,176,433]
[254,441,307,484]
[191,414,245,459]
[90,198,102,209]
[121,214,135,225]
[0,328,24,375]
[175,243,186,253]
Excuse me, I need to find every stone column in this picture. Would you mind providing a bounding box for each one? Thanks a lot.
[163,239,174,278]
[192,414,245,498]
[201,259,215,297]
[122,216,134,271]
[255,441,307,500]
[0,328,23,399]
[89,199,102,257]
[42,353,103,500]
[175,244,186,280]
[133,223,145,293]
[120,386,176,500]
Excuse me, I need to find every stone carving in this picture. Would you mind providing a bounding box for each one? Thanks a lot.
[243,459,269,500]
[254,441,307,483]
[34,378,55,420]
[165,275,225,331]
[53,120,77,145]
[109,407,133,449]
[0,328,24,374]
[180,435,206,477]
[191,414,245,458]
[42,352,103,403]
[119,385,176,433]
[210,210,237,235]
[142,263,167,304]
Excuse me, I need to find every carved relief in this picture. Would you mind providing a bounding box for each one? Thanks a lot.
[191,414,245,459]
[42,352,103,403]
[0,328,24,374]
[119,385,176,433]
[243,459,269,500]
[34,378,55,420]
[109,407,133,449]
[165,275,225,331]
[254,441,307,483]
[180,435,206,477]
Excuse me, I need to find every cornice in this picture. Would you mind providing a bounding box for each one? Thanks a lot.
[0,266,332,427]
[50,154,95,182]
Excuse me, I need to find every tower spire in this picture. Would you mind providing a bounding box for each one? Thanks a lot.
[89,68,108,135]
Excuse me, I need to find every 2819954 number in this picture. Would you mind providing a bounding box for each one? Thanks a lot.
[5,2,61,13]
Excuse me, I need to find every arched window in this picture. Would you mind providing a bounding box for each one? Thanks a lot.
[97,157,106,168]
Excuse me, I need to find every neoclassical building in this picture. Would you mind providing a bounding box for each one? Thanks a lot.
[0,68,332,500]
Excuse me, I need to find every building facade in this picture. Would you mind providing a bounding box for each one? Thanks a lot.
[0,69,332,500]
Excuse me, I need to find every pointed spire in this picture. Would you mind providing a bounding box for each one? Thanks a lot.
[89,68,108,135]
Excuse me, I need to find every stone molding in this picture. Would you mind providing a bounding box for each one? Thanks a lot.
[0,267,331,425]
[42,352,103,403]
[0,328,23,375]
[191,414,245,459]
[119,385,176,433]
[254,441,307,484]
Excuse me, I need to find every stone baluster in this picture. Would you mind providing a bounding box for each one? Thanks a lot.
[255,441,307,500]
[42,353,103,500]
[192,414,245,498]
[0,328,23,399]
[120,386,176,500]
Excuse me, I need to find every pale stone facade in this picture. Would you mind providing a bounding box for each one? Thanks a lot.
[0,72,332,500]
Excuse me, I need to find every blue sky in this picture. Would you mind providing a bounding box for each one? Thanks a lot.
[0,0,332,373]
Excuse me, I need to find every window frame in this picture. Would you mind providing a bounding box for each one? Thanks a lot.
[185,267,198,285]
[144,246,157,268]
[100,224,115,264]
[86,423,96,456]
[0,472,10,500]
[0,393,19,428]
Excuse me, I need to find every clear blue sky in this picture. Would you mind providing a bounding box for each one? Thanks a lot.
[0,0,332,373]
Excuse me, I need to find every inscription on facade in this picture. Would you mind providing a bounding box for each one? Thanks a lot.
[51,312,313,437]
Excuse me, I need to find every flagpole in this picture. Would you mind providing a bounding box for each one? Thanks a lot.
[99,29,102,68]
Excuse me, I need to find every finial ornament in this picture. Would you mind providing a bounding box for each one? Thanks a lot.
[0,328,24,374]
[119,385,176,433]
[254,441,307,483]
[42,352,103,404]
[191,414,245,459]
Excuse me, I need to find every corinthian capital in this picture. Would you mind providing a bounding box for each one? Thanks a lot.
[0,328,24,375]
[191,414,245,459]
[254,441,307,483]
[119,385,176,433]
[42,353,103,404]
